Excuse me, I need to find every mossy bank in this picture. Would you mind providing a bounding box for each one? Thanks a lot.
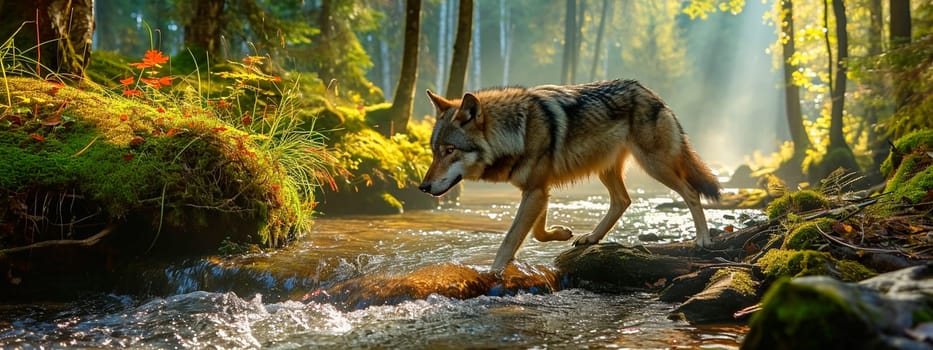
[0,77,310,296]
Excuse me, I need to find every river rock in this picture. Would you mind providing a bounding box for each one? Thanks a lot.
[668,267,760,324]
[742,265,933,350]
[305,262,560,310]
[554,243,698,293]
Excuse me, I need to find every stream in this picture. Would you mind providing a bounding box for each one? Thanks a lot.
[0,182,758,349]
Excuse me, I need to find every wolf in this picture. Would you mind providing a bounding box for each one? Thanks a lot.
[418,79,721,273]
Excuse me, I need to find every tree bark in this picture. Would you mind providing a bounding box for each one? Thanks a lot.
[445,0,473,99]
[184,0,226,60]
[828,0,848,150]
[386,0,422,135]
[780,0,811,160]
[0,0,94,79]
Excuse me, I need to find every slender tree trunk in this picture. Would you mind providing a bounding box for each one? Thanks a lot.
[572,0,585,83]
[589,0,611,81]
[386,0,422,135]
[0,0,95,79]
[380,40,393,98]
[889,0,911,123]
[471,0,481,91]
[184,0,226,60]
[436,0,448,92]
[865,0,887,172]
[561,0,576,84]
[780,0,811,160]
[445,0,474,99]
[828,0,848,150]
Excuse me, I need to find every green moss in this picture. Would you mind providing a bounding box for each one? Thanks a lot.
[884,154,933,204]
[757,249,875,282]
[1,77,307,250]
[782,218,834,250]
[708,268,757,296]
[880,129,933,176]
[743,278,881,349]
[766,190,830,220]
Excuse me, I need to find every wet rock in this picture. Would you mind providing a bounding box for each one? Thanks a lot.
[742,265,933,350]
[669,267,760,324]
[659,268,719,303]
[305,262,559,310]
[554,243,698,293]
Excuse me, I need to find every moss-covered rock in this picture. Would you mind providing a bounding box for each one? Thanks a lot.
[765,190,830,220]
[669,267,760,324]
[743,265,933,350]
[757,249,876,282]
[782,218,835,250]
[554,243,697,292]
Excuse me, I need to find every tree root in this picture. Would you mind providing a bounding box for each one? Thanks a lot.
[0,225,114,256]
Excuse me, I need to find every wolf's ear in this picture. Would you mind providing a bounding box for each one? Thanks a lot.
[426,90,453,113]
[457,93,484,128]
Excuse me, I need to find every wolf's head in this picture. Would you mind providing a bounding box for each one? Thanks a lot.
[418,90,488,196]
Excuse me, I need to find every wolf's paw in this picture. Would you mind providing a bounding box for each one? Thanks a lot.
[572,233,602,246]
[695,235,714,249]
[534,225,573,242]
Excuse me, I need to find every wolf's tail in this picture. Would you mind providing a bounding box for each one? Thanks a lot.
[682,144,721,202]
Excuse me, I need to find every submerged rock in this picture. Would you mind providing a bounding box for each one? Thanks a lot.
[305,262,560,310]
[742,265,933,350]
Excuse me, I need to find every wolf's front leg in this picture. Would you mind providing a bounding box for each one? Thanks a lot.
[490,188,549,273]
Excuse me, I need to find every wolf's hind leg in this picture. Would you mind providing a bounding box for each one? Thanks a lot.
[532,205,573,242]
[639,160,713,248]
[573,164,631,246]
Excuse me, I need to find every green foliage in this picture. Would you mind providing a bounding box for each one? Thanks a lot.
[682,0,745,20]
[782,218,834,250]
[766,190,830,220]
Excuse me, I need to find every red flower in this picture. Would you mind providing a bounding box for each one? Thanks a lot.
[130,50,169,69]
[120,114,128,121]
[157,107,165,113]
[120,77,134,86]
[122,89,142,97]
[241,113,252,125]
[123,154,135,161]
[30,134,45,142]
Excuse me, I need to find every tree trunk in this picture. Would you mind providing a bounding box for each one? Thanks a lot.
[828,0,848,150]
[184,0,226,60]
[889,0,911,122]
[436,0,448,92]
[0,0,94,79]
[561,0,576,84]
[589,0,611,81]
[572,0,585,83]
[780,0,811,161]
[386,0,422,135]
[445,0,474,99]
[865,0,887,173]
[471,0,481,91]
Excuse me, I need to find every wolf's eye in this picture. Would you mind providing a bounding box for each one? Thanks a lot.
[444,147,455,155]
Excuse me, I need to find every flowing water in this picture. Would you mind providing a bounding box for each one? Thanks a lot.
[0,183,758,349]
